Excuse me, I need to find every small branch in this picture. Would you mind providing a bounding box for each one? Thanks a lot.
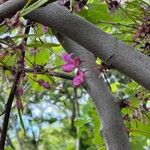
[6,135,16,150]
[0,65,73,80]
[0,19,31,150]
[0,110,5,116]
[96,20,135,28]
[0,70,21,150]
[70,88,77,132]
[74,88,80,150]
[103,71,111,91]
[21,19,32,58]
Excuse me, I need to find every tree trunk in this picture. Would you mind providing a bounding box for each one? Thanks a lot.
[57,35,131,150]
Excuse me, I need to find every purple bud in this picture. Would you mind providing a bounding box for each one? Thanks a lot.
[42,25,49,33]
[72,71,85,87]
[42,82,50,89]
[38,79,44,86]
[16,99,24,112]
[62,63,76,72]
[17,87,24,96]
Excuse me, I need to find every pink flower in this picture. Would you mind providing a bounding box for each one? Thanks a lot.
[72,70,85,87]
[61,53,73,63]
[61,53,81,72]
[62,63,76,72]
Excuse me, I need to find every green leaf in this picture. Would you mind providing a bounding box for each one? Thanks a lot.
[18,110,26,132]
[45,72,56,85]
[79,3,110,23]
[27,73,55,90]
[26,47,50,66]
[131,136,147,150]
[110,82,120,93]
[20,0,49,17]
[27,43,60,48]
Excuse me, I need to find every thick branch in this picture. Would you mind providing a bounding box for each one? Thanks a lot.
[26,2,150,90]
[0,0,26,20]
[57,35,131,150]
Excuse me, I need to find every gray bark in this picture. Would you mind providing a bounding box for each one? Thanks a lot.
[0,0,26,19]
[26,2,150,90]
[57,34,130,150]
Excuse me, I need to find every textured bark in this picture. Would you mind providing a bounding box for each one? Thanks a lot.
[57,35,130,150]
[0,0,26,19]
[26,2,150,90]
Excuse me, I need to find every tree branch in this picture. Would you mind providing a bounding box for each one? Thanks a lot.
[56,34,131,150]
[26,2,150,90]
[0,65,73,80]
[0,19,31,150]
[0,0,26,20]
[0,71,21,150]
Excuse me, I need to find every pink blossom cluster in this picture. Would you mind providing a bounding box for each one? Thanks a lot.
[61,53,85,87]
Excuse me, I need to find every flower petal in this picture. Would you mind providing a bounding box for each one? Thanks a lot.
[74,57,81,67]
[72,75,84,87]
[62,63,76,72]
[77,70,85,77]
[61,53,73,63]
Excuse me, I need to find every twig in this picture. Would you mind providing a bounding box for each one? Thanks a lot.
[0,70,21,150]
[0,65,73,80]
[96,20,135,28]
[103,71,112,91]
[0,19,31,150]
